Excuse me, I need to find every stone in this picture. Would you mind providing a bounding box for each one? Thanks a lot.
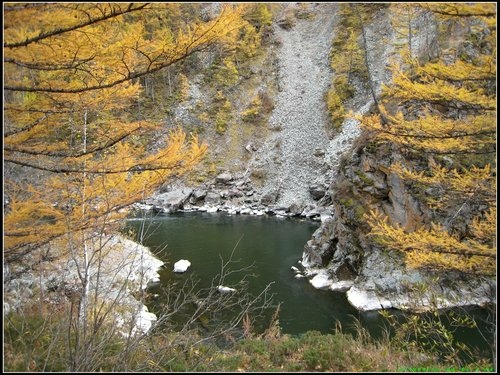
[217,285,237,293]
[134,305,157,335]
[204,191,221,205]
[245,143,257,153]
[346,286,393,311]
[228,188,244,198]
[215,172,233,184]
[173,259,191,273]
[309,184,326,200]
[190,189,207,203]
[309,272,332,290]
[155,188,193,213]
[288,202,305,215]
[329,280,354,292]
[313,148,325,157]
[261,191,278,205]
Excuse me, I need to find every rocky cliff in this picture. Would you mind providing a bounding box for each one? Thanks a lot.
[141,4,496,312]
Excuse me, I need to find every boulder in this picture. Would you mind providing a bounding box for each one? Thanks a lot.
[227,188,244,198]
[309,273,332,290]
[329,280,354,292]
[190,189,207,203]
[261,191,278,205]
[217,285,237,293]
[155,188,193,213]
[288,202,305,216]
[245,143,257,153]
[346,286,393,311]
[215,172,233,184]
[309,184,326,200]
[205,191,221,205]
[173,259,191,273]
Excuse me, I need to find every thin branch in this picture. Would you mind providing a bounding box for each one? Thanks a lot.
[4,128,140,158]
[4,3,150,48]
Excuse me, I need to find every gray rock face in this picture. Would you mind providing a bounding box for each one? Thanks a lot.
[348,245,497,311]
[154,188,193,213]
[204,191,221,205]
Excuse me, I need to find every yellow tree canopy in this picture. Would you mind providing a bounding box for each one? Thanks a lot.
[3,3,246,263]
[358,3,496,276]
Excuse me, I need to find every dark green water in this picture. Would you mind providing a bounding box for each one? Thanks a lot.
[125,211,495,361]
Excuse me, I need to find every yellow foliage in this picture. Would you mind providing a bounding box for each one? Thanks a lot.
[358,3,496,276]
[241,95,263,123]
[366,209,496,276]
[326,88,346,129]
[388,66,496,110]
[213,58,240,87]
[3,4,241,262]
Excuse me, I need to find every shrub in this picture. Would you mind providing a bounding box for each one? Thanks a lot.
[241,95,262,122]
[326,87,346,129]
[334,75,355,101]
[213,58,239,87]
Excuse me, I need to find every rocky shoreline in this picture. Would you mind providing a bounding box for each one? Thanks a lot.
[136,173,333,221]
[4,234,164,337]
[133,188,496,313]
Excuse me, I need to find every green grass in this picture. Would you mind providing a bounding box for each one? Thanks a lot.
[7,301,493,372]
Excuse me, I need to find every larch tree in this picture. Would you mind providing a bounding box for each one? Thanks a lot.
[358,3,496,276]
[4,3,246,265]
[4,3,250,369]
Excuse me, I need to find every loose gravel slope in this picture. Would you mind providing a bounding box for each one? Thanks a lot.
[251,4,338,209]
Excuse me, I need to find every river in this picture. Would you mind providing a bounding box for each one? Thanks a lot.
[124,211,495,362]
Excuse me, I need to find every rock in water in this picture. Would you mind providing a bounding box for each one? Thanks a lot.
[309,273,332,290]
[217,285,237,293]
[173,259,191,273]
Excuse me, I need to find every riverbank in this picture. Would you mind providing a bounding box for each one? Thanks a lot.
[3,234,163,337]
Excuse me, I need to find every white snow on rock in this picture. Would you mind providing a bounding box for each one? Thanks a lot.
[173,259,191,273]
[309,272,332,290]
